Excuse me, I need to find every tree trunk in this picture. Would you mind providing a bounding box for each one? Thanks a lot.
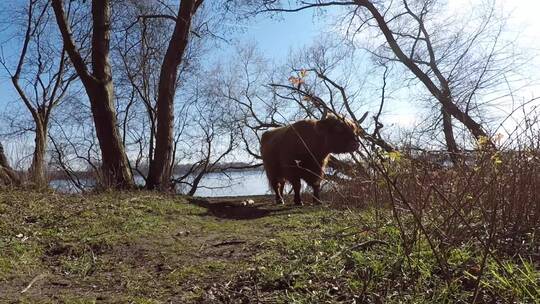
[52,0,133,189]
[29,116,47,188]
[441,107,461,165]
[187,163,208,196]
[146,65,175,189]
[89,0,133,188]
[0,142,20,186]
[88,82,134,188]
[146,0,201,190]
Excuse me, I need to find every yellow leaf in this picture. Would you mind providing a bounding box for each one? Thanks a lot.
[387,151,402,162]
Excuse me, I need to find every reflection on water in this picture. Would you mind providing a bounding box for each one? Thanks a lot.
[190,170,269,197]
[50,170,270,197]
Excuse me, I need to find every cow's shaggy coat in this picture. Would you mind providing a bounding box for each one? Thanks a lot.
[260,115,360,205]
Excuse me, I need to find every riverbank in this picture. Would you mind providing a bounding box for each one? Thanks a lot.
[49,170,269,197]
[0,191,537,303]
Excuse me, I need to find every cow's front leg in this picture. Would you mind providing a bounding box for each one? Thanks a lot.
[291,178,302,206]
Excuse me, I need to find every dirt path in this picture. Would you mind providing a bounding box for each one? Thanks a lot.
[0,192,314,303]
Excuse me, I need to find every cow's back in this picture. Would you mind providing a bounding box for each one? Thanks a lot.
[262,120,321,156]
[261,120,320,181]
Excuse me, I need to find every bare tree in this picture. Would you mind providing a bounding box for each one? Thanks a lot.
[47,99,102,192]
[145,0,204,190]
[174,117,237,196]
[51,0,133,188]
[109,0,242,192]
[1,0,75,187]
[357,0,512,157]
[113,1,173,182]
[258,0,511,158]
[166,60,242,195]
[212,44,283,161]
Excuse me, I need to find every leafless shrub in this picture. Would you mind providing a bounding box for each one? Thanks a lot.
[321,105,540,300]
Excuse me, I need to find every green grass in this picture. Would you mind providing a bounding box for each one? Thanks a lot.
[0,191,538,303]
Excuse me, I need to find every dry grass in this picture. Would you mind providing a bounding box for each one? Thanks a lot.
[1,140,539,302]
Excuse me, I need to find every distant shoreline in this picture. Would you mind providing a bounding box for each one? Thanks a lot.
[46,164,263,181]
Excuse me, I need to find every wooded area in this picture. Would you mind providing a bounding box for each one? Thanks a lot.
[0,0,538,302]
[0,0,532,191]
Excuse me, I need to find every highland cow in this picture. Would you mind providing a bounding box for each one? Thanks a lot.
[260,115,360,205]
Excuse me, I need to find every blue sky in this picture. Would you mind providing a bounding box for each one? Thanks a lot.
[237,9,323,60]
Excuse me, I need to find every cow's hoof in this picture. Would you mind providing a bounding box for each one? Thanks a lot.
[294,201,303,206]
[276,199,285,205]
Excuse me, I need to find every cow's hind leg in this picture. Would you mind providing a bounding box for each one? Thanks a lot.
[278,181,285,204]
[304,169,323,205]
[311,181,322,204]
[272,179,285,204]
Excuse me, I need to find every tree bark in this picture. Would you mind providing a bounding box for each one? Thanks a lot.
[29,114,48,188]
[0,142,20,186]
[52,0,133,188]
[187,162,208,196]
[146,0,202,190]
[87,82,134,188]
[441,107,460,165]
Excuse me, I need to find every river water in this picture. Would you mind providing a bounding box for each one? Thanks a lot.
[49,170,270,197]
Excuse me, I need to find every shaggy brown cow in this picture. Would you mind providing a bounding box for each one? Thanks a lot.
[260,115,360,205]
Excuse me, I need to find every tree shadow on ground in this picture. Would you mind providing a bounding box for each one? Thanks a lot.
[188,197,299,220]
